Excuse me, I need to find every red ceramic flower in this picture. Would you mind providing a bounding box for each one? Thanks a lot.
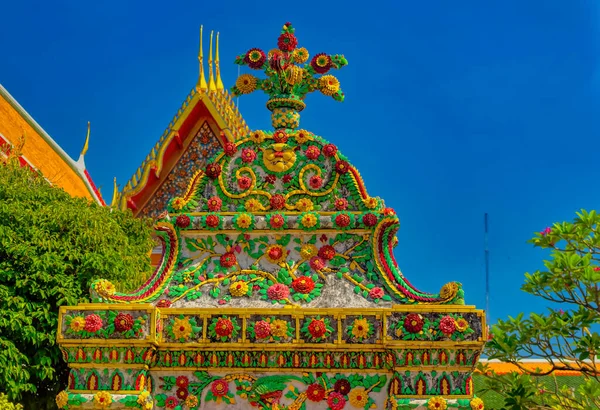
[311,53,332,74]
[267,245,286,263]
[207,196,222,212]
[292,276,315,294]
[308,318,327,338]
[206,163,221,179]
[334,198,348,210]
[220,252,237,268]
[267,283,290,300]
[224,141,237,156]
[265,174,276,184]
[335,160,349,174]
[322,143,338,157]
[114,313,133,332]
[439,315,457,335]
[157,299,172,308]
[215,318,234,337]
[318,245,336,261]
[309,256,326,271]
[383,207,396,216]
[277,33,298,52]
[362,213,378,227]
[333,379,351,395]
[403,313,424,333]
[309,175,323,189]
[165,396,178,409]
[269,214,285,229]
[176,388,188,401]
[270,194,286,210]
[368,287,384,300]
[254,320,271,339]
[305,145,321,160]
[245,48,267,69]
[273,129,289,143]
[211,379,229,396]
[238,176,252,190]
[84,314,103,332]
[327,392,346,410]
[205,214,220,228]
[175,215,191,228]
[241,148,256,163]
[176,376,189,388]
[282,174,293,184]
[335,213,351,228]
[306,383,326,402]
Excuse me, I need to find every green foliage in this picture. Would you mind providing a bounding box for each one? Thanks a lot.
[0,393,23,410]
[482,209,600,409]
[0,159,155,404]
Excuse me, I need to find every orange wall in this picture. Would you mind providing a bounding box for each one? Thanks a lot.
[0,93,94,200]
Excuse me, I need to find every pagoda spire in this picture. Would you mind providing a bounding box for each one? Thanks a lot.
[215,32,224,91]
[196,26,208,92]
[110,177,119,207]
[207,31,217,92]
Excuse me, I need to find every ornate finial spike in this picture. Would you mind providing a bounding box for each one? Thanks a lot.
[196,25,208,92]
[80,121,91,157]
[215,32,224,91]
[208,30,216,92]
[110,177,119,208]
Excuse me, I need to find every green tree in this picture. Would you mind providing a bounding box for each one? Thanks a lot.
[0,158,155,408]
[480,209,600,409]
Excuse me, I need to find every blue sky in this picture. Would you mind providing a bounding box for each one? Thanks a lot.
[1,0,599,323]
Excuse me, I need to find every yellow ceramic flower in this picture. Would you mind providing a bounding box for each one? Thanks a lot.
[93,391,112,408]
[95,279,116,297]
[55,391,69,409]
[270,319,288,337]
[293,47,309,63]
[348,387,369,408]
[301,214,318,228]
[70,316,86,332]
[296,198,314,212]
[428,397,447,410]
[455,317,469,332]
[144,403,153,410]
[249,130,265,144]
[300,244,318,259]
[172,317,192,340]
[470,397,484,410]
[229,281,249,297]
[236,213,253,229]
[137,391,150,405]
[285,65,304,85]
[245,199,263,212]
[171,197,185,210]
[185,395,199,408]
[440,282,459,299]
[351,318,371,339]
[366,197,378,209]
[294,130,311,144]
[319,75,340,96]
[236,74,257,94]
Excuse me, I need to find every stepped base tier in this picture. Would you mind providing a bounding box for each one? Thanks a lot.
[56,23,486,410]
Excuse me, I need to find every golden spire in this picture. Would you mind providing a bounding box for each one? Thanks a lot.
[196,25,208,92]
[110,177,119,207]
[215,32,224,91]
[80,121,91,156]
[208,30,217,92]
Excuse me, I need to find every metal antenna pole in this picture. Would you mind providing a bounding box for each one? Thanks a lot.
[485,213,490,320]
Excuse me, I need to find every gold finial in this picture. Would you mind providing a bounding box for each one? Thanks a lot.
[80,122,91,156]
[215,32,224,91]
[196,25,208,92]
[208,30,217,92]
[110,177,119,207]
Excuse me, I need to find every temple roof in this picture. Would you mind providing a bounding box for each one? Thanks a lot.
[0,84,105,204]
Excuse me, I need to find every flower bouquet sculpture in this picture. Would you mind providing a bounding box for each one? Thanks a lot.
[231,22,348,129]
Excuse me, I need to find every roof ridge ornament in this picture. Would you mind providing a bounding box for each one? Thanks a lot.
[231,22,348,130]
